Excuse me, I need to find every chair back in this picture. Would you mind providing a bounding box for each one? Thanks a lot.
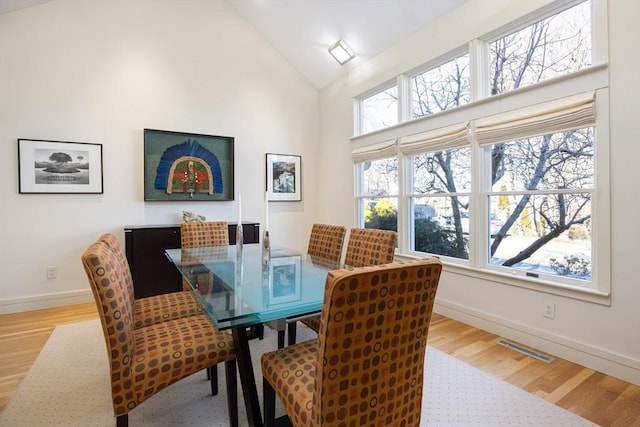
[307,224,346,266]
[98,233,135,304]
[180,222,228,292]
[314,258,442,426]
[181,221,229,248]
[81,240,136,416]
[344,227,397,267]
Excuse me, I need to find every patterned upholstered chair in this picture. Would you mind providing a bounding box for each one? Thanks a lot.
[181,221,229,248]
[82,241,237,427]
[99,233,224,394]
[98,233,204,329]
[181,221,265,340]
[261,258,442,427]
[344,227,397,268]
[296,227,397,339]
[180,221,229,292]
[285,224,346,347]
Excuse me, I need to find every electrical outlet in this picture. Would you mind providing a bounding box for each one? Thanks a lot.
[544,302,555,319]
[47,266,57,280]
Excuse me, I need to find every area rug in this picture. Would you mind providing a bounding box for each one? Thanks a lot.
[0,319,595,426]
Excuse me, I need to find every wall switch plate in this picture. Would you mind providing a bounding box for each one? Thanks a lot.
[47,266,57,280]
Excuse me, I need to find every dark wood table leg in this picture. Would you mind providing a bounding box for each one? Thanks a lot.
[232,326,263,427]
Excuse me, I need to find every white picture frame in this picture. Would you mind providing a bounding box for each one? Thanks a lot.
[269,256,301,305]
[266,153,301,201]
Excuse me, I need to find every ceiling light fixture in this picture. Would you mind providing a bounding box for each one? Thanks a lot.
[328,39,355,65]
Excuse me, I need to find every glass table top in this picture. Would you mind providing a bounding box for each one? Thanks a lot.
[165,244,335,330]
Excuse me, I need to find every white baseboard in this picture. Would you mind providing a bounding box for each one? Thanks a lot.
[0,290,94,315]
[434,298,640,386]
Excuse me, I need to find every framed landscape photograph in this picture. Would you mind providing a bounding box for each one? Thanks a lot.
[144,128,234,201]
[266,153,301,201]
[18,139,103,194]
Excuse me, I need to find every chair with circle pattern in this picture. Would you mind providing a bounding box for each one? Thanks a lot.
[344,227,397,268]
[99,233,224,394]
[180,221,229,293]
[82,240,238,427]
[98,233,204,329]
[285,224,346,347]
[181,221,229,248]
[295,227,397,341]
[261,258,442,427]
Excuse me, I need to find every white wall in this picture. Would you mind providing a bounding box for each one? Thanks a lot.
[319,0,640,385]
[0,0,319,312]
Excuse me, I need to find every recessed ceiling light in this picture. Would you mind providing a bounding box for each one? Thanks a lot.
[328,39,355,65]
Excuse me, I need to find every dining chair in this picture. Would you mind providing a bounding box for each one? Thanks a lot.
[344,227,397,267]
[181,221,266,340]
[180,221,229,292]
[284,224,346,347]
[98,233,204,328]
[82,240,238,427]
[294,227,397,341]
[261,258,443,427]
[181,220,229,248]
[100,233,228,394]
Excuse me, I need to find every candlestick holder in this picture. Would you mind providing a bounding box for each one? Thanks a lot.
[236,222,243,255]
[262,230,271,270]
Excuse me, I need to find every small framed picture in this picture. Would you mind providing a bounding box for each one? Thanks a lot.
[269,256,301,305]
[266,153,301,201]
[18,139,103,194]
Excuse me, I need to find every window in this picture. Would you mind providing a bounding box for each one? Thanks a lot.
[411,53,470,119]
[360,85,398,134]
[352,0,607,295]
[487,128,594,284]
[359,158,398,233]
[409,146,471,259]
[489,1,591,95]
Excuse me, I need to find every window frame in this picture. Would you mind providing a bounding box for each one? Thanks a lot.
[351,0,610,304]
[356,80,401,135]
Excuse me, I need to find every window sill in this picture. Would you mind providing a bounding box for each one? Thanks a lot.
[395,252,610,306]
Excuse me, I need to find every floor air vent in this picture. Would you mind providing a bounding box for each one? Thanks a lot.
[497,339,555,363]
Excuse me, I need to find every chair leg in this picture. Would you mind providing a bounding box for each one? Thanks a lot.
[287,322,297,346]
[263,377,276,427]
[116,413,128,427]
[277,329,285,349]
[258,323,265,340]
[210,364,219,396]
[225,359,238,427]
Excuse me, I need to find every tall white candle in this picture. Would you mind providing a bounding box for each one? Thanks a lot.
[237,193,242,224]
[264,191,269,231]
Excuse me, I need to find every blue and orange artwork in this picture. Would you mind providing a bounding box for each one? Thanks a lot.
[154,140,223,197]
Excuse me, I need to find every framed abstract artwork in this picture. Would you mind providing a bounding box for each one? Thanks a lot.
[18,138,103,194]
[265,153,301,201]
[144,128,234,201]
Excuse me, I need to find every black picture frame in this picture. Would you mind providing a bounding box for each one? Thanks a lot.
[144,128,234,201]
[17,138,103,194]
[265,153,301,201]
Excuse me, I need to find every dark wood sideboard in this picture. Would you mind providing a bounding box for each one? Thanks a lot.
[124,222,260,298]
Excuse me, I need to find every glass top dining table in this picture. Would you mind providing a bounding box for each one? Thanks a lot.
[165,243,336,427]
[165,244,334,330]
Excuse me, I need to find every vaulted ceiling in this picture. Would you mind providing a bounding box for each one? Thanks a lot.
[1,0,466,89]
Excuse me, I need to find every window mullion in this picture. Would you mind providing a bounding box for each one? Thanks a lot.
[470,39,489,101]
[397,74,410,124]
[471,122,487,269]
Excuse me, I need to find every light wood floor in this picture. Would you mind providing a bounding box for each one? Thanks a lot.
[0,303,638,426]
